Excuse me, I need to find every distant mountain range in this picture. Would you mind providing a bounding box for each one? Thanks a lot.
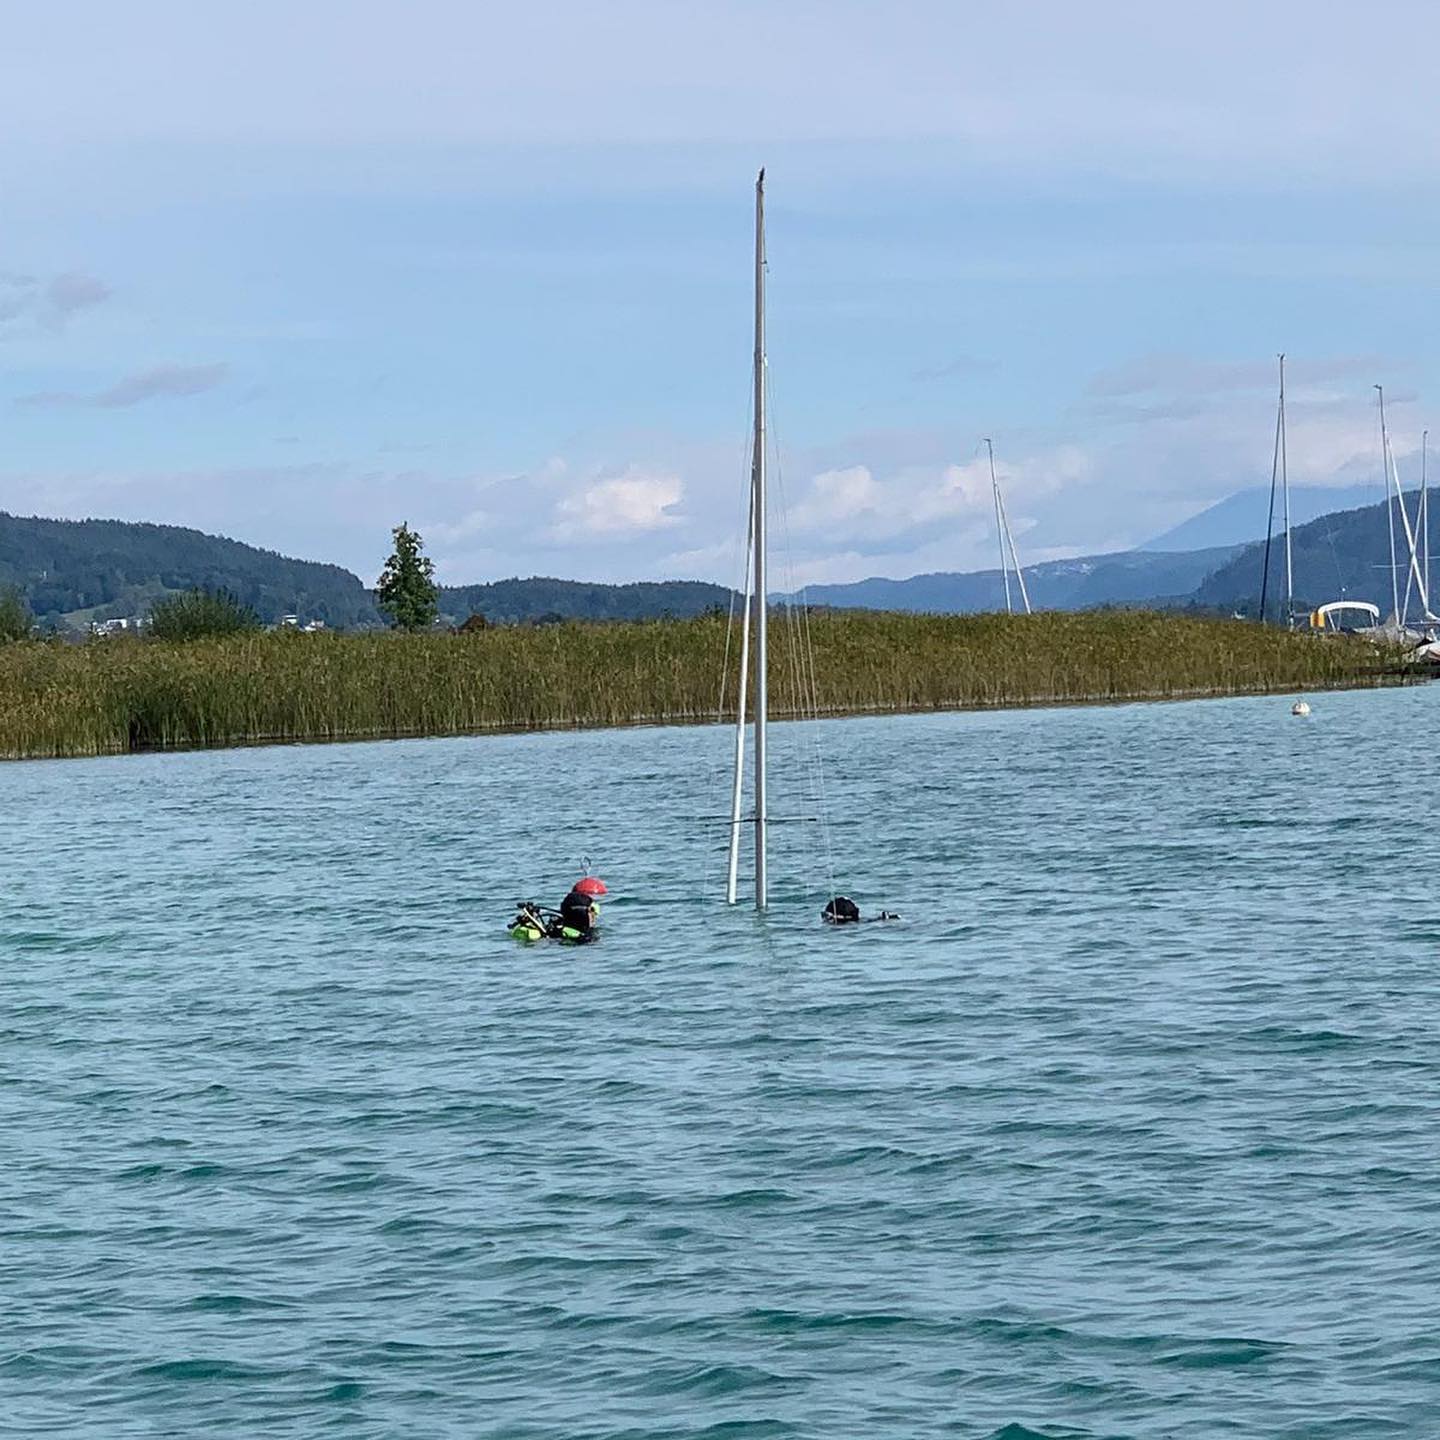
[787,544,1242,614]
[1140,484,1385,551]
[1,487,1430,631]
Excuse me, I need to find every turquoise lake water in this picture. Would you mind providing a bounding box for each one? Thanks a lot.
[4,686,1438,1438]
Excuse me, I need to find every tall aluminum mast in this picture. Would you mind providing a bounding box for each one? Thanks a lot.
[752,169,768,910]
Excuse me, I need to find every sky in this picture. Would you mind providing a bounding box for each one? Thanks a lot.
[4,0,1440,589]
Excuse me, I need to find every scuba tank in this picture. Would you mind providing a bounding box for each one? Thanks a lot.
[508,902,550,942]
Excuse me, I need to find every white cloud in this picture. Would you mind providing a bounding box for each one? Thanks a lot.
[785,446,1090,558]
[551,468,683,536]
[0,367,1412,594]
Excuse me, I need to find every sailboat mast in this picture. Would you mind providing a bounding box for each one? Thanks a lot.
[1424,429,1431,616]
[752,168,768,911]
[996,487,1032,614]
[1386,412,1429,623]
[986,439,1012,614]
[1279,355,1292,625]
[1378,385,1400,626]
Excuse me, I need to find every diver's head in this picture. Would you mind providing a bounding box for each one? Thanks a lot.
[822,896,861,924]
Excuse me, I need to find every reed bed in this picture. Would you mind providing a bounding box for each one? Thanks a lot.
[0,611,1393,761]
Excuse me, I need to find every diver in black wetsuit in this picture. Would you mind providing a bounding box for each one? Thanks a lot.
[553,875,606,942]
[558,888,598,941]
[822,896,900,925]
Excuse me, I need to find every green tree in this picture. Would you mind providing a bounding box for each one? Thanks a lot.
[376,522,438,632]
[0,586,32,642]
[149,588,261,641]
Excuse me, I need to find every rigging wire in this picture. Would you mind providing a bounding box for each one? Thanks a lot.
[703,375,758,899]
[765,358,838,913]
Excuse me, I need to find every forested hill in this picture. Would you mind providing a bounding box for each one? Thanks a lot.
[1194,494,1432,615]
[0,513,734,628]
[0,513,378,628]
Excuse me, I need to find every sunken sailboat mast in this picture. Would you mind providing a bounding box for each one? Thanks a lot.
[725,168,769,910]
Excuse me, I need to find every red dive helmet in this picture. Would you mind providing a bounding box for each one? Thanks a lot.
[574,876,607,898]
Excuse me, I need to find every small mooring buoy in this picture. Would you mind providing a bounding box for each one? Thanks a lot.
[1292,700,1311,717]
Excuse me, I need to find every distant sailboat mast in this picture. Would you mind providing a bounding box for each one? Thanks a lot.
[1259,355,1287,625]
[985,438,1032,615]
[987,439,1013,613]
[1378,385,1401,626]
[1378,385,1431,627]
[1423,429,1433,619]
[1279,355,1292,625]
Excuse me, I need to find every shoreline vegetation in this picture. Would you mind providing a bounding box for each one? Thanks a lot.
[0,610,1405,762]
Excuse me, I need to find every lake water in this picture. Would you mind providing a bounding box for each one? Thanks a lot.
[4,686,1438,1438]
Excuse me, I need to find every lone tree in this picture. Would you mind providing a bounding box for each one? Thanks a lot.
[149,588,261,641]
[376,522,438,632]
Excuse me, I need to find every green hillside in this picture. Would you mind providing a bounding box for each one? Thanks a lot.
[1195,493,1435,617]
[0,513,379,629]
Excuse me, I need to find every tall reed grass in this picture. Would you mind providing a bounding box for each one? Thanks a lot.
[0,611,1393,761]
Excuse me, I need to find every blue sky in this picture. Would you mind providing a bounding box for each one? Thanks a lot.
[3,0,1439,586]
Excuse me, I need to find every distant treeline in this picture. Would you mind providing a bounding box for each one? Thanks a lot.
[0,610,1392,761]
[438,577,734,625]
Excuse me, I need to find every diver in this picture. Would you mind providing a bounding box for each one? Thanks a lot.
[556,875,607,942]
[822,895,900,925]
[507,875,608,943]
